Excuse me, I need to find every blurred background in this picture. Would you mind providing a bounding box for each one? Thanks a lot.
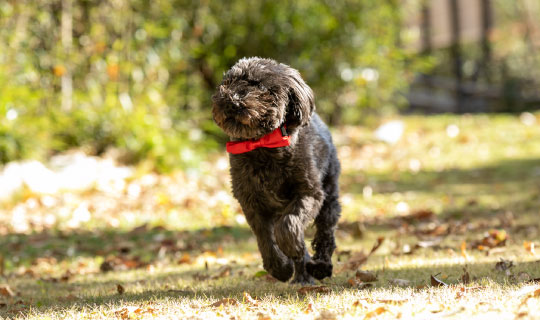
[1,0,540,170]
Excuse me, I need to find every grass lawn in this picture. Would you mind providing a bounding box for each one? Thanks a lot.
[1,113,540,319]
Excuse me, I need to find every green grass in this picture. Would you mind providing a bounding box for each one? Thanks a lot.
[2,113,540,319]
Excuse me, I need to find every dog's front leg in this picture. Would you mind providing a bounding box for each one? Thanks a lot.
[245,213,294,282]
[274,192,323,284]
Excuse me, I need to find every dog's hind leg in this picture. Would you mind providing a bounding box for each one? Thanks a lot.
[307,173,341,280]
[247,214,294,282]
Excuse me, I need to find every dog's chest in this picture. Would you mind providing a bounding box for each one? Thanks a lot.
[229,151,295,211]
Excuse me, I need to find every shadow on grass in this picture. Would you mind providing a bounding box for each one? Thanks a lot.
[0,225,254,273]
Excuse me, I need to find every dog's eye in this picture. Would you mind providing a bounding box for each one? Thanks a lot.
[258,83,267,92]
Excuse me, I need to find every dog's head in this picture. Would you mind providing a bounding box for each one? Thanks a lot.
[212,57,314,140]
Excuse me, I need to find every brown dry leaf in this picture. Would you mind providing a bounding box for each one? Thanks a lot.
[352,299,369,309]
[117,284,125,295]
[474,229,508,250]
[114,308,129,320]
[338,238,384,273]
[430,274,448,287]
[243,292,258,306]
[297,286,331,295]
[178,253,191,264]
[347,277,360,287]
[339,251,368,272]
[369,237,385,255]
[403,209,434,222]
[209,298,238,307]
[356,270,377,282]
[257,312,272,320]
[460,241,469,258]
[0,285,14,297]
[494,259,514,272]
[365,307,387,319]
[461,268,470,284]
[524,241,536,255]
[212,266,231,279]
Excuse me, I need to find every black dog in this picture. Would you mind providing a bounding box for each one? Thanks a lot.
[212,57,341,284]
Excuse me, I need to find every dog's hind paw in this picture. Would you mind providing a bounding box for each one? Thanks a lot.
[291,272,315,285]
[306,260,333,280]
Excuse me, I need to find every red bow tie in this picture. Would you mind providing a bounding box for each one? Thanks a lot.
[226,126,290,154]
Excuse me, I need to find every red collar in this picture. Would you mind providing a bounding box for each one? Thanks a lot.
[226,126,290,154]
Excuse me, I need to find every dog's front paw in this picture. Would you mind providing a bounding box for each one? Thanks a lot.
[265,259,294,282]
[306,260,333,280]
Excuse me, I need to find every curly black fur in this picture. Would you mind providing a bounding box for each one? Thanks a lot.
[212,57,341,284]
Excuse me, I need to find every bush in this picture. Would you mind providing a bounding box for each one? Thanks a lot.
[0,0,419,170]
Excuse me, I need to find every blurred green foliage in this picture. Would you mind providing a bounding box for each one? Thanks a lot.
[0,0,422,170]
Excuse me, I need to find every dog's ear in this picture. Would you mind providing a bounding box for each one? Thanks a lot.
[284,67,314,129]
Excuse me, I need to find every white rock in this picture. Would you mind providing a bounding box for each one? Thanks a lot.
[20,160,59,194]
[0,162,24,201]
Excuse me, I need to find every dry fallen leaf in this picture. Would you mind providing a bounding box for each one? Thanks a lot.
[178,253,191,264]
[117,284,125,295]
[494,259,514,272]
[402,209,434,222]
[430,274,448,287]
[369,237,385,255]
[297,286,331,295]
[113,306,155,319]
[257,312,272,320]
[356,270,377,282]
[243,292,258,306]
[461,268,470,284]
[209,298,238,307]
[524,241,536,255]
[473,229,508,250]
[338,251,368,272]
[365,306,387,319]
[460,241,469,259]
[212,266,231,279]
[339,238,385,273]
[0,285,15,297]
[347,277,373,289]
